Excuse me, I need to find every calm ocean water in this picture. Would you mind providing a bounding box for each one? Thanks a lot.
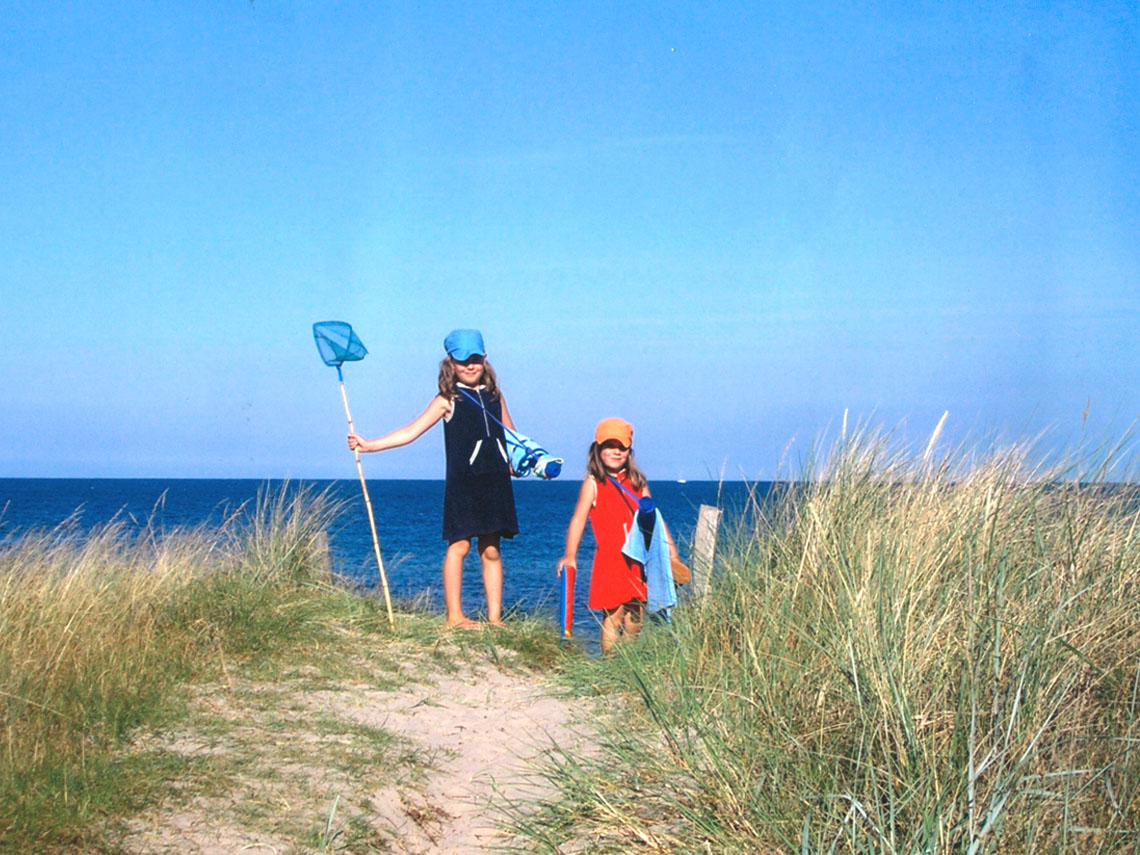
[0,478,761,634]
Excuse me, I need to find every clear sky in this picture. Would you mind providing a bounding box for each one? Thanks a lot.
[2,1,1137,480]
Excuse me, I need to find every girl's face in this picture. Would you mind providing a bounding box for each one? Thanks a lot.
[599,440,630,473]
[452,355,486,386]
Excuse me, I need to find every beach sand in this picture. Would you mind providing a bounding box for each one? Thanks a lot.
[120,635,593,854]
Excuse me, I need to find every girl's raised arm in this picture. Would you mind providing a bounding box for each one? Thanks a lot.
[558,477,595,576]
[348,395,451,453]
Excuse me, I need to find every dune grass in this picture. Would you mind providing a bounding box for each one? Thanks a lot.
[525,430,1140,854]
[0,486,383,850]
[0,482,572,852]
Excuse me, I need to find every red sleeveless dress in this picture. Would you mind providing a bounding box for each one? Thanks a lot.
[587,473,648,610]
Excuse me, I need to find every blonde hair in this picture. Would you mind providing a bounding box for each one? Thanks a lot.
[437,357,500,400]
[585,442,647,492]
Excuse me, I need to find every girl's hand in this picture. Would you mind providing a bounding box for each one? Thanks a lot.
[557,559,575,577]
[346,397,451,457]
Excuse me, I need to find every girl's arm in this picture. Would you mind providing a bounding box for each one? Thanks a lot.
[499,394,516,432]
[557,478,594,576]
[498,395,518,475]
[348,396,451,453]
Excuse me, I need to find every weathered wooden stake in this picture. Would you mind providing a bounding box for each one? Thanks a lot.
[691,504,721,601]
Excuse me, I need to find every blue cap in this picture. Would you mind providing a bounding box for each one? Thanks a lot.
[443,329,485,360]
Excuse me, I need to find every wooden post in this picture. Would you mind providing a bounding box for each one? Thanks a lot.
[691,504,721,601]
[313,529,333,580]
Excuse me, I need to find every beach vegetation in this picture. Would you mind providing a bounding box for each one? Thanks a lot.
[0,484,570,851]
[524,428,1140,854]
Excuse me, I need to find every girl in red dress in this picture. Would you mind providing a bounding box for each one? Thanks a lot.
[558,418,679,653]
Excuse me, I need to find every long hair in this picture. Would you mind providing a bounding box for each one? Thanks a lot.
[437,357,500,400]
[586,442,647,493]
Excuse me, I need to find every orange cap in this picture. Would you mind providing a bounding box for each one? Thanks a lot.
[594,418,633,448]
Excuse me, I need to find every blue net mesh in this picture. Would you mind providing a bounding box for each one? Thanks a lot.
[313,321,368,367]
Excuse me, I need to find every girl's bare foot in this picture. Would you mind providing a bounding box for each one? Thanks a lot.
[446,617,481,630]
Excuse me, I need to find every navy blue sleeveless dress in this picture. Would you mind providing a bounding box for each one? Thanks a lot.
[441,385,519,542]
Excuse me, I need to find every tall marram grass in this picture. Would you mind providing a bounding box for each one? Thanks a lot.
[0,485,352,849]
[538,430,1140,854]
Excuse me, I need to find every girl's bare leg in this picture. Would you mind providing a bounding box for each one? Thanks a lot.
[601,605,626,654]
[443,539,478,628]
[622,602,644,642]
[477,535,503,625]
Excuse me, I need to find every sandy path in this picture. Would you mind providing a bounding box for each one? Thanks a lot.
[336,664,582,852]
[122,642,587,854]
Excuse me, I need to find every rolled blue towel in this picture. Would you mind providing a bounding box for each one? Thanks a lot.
[504,428,563,479]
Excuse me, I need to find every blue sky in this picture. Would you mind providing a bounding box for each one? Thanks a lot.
[1,1,1137,480]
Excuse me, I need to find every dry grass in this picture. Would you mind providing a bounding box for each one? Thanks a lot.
[0,485,350,850]
[525,428,1140,854]
[1,481,578,852]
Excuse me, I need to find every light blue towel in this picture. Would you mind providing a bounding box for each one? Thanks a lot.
[621,511,677,616]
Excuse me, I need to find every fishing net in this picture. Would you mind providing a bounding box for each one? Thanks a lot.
[310,318,394,624]
[313,321,367,367]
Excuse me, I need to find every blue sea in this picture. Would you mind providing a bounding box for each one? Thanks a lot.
[0,478,760,635]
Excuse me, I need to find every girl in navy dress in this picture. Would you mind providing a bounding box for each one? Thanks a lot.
[348,329,518,628]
